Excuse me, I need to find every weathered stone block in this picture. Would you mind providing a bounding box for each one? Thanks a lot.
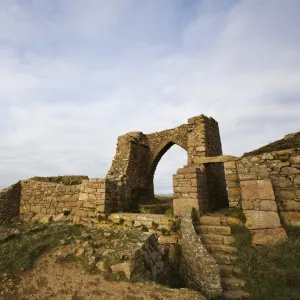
[227,187,241,197]
[241,180,275,201]
[281,166,300,175]
[281,212,300,226]
[173,198,200,216]
[294,174,300,186]
[251,228,287,245]
[260,200,278,211]
[244,211,281,229]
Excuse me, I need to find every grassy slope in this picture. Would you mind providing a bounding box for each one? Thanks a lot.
[0,221,84,277]
[243,131,300,157]
[231,225,300,300]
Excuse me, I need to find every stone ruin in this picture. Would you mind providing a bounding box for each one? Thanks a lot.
[1,114,300,299]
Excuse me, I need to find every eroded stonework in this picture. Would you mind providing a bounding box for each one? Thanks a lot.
[106,114,224,212]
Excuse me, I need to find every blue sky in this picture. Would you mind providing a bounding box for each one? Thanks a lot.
[1,0,300,193]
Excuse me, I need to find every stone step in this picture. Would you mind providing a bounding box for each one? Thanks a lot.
[195,225,231,235]
[222,277,246,290]
[213,253,237,265]
[219,264,234,276]
[200,233,235,245]
[204,243,238,255]
[207,243,238,254]
[199,216,221,226]
[223,289,250,299]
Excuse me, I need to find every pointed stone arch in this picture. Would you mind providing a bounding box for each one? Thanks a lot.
[149,140,187,177]
[106,115,223,212]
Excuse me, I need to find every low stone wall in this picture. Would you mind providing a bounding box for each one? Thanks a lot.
[21,179,81,216]
[20,177,114,218]
[0,182,21,223]
[180,209,222,298]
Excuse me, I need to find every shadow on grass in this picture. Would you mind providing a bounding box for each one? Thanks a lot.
[230,224,300,300]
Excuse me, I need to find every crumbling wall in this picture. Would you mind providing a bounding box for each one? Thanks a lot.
[20,176,114,218]
[21,178,82,216]
[180,209,222,298]
[146,124,188,175]
[106,115,222,212]
[106,132,151,211]
[173,165,209,216]
[236,148,300,226]
[0,181,21,223]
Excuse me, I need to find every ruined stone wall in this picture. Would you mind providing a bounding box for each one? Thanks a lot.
[21,179,82,216]
[187,115,222,165]
[20,177,116,218]
[180,209,222,298]
[146,124,188,174]
[236,148,300,226]
[224,160,242,208]
[106,114,222,212]
[240,179,287,245]
[106,132,151,211]
[0,182,21,223]
[173,165,209,216]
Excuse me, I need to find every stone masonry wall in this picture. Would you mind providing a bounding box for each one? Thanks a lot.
[20,177,116,218]
[187,115,222,165]
[173,165,209,216]
[21,179,82,216]
[146,124,188,175]
[240,179,287,245]
[106,115,221,212]
[236,148,300,226]
[0,181,21,223]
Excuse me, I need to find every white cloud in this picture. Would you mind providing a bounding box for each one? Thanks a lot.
[0,0,300,193]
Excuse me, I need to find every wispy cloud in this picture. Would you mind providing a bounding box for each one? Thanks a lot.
[1,0,300,192]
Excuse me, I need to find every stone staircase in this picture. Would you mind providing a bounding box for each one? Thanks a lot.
[194,214,250,299]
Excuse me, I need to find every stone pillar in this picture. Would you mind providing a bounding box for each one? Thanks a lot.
[224,160,242,208]
[173,165,209,216]
[187,115,222,165]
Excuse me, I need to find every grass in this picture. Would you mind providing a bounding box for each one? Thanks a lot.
[230,224,300,300]
[0,220,85,277]
[31,175,88,185]
[243,131,300,156]
[137,195,174,215]
[224,207,246,223]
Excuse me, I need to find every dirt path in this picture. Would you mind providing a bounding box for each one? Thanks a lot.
[2,251,205,300]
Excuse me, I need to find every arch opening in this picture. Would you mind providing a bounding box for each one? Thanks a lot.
[132,143,188,214]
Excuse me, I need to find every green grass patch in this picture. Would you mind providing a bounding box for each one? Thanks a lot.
[231,224,300,300]
[0,221,85,277]
[225,208,246,223]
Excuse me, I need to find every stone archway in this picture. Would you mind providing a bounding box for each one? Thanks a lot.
[105,114,224,212]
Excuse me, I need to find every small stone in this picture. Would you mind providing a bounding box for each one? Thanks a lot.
[40,215,53,224]
[111,262,132,280]
[73,215,81,224]
[53,213,66,222]
[76,248,85,257]
[96,261,106,272]
[104,232,112,237]
[88,256,96,265]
